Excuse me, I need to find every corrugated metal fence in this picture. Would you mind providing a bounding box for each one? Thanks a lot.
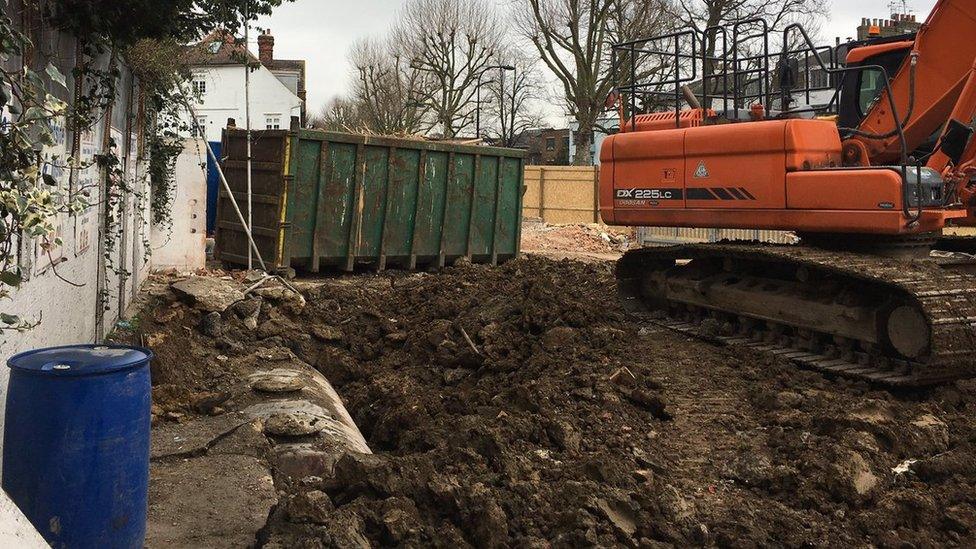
[638,227,796,245]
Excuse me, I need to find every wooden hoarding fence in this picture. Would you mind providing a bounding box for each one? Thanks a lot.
[523,166,600,224]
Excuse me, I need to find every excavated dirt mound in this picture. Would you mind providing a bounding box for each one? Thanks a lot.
[129,257,976,548]
[520,220,634,256]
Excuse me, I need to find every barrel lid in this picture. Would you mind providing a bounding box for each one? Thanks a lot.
[7,344,153,377]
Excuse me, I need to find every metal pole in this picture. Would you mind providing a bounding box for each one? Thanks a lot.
[184,101,268,271]
[244,4,253,270]
[510,66,517,146]
[476,76,482,138]
[498,68,505,145]
[475,65,514,142]
[205,135,268,271]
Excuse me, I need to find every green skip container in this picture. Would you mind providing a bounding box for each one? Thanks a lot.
[215,128,525,272]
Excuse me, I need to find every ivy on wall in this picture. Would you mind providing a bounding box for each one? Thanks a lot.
[0,0,294,330]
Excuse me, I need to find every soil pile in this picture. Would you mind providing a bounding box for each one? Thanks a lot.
[521,221,633,256]
[130,257,976,548]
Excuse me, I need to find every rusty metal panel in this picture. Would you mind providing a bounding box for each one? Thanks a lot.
[215,128,525,271]
[214,129,291,269]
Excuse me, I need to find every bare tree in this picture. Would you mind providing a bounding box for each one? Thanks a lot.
[393,0,501,138]
[670,0,828,107]
[311,96,362,132]
[348,37,426,135]
[481,47,546,148]
[515,0,674,164]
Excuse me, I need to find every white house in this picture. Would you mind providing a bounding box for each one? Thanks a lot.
[182,30,305,142]
[156,31,307,272]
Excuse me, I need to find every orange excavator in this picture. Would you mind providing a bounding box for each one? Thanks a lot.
[602,0,976,385]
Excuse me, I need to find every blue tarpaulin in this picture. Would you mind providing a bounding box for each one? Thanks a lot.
[205,141,221,236]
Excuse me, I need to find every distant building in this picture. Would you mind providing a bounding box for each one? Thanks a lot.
[257,30,308,124]
[513,128,571,165]
[182,30,306,142]
[856,13,921,40]
[568,117,620,166]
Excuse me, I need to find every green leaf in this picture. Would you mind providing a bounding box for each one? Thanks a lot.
[0,313,20,325]
[38,130,55,146]
[45,63,66,90]
[41,173,57,186]
[0,84,8,107]
[24,69,44,91]
[23,106,45,122]
[0,270,21,287]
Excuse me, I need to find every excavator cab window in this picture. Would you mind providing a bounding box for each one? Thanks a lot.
[839,46,911,130]
[858,68,886,115]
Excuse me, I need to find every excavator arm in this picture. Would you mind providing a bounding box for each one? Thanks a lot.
[849,0,976,179]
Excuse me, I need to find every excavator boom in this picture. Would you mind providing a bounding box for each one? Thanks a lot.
[849,0,976,170]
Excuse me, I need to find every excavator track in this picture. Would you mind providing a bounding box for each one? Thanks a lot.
[618,243,976,386]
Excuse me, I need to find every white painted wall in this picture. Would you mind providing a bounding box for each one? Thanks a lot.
[185,63,303,142]
[151,140,208,272]
[568,116,619,166]
[0,115,151,457]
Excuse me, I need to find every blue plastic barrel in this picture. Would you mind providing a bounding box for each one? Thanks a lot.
[3,344,152,549]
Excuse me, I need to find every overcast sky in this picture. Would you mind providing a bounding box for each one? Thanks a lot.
[255,0,937,121]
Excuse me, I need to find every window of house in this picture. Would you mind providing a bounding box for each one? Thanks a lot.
[208,41,222,54]
[192,116,206,138]
[546,137,556,151]
[192,78,206,96]
[266,115,281,130]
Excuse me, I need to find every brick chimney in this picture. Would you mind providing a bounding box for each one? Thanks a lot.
[258,29,274,65]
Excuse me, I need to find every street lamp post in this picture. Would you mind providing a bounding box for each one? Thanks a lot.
[476,64,514,141]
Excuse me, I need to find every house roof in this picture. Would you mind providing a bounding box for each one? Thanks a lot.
[183,30,259,66]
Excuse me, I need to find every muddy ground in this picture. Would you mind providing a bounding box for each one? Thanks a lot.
[126,256,976,548]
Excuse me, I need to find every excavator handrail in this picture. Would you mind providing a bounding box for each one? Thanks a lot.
[609,20,921,224]
[612,29,700,132]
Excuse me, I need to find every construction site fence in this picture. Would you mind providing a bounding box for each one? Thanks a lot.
[637,227,797,245]
[522,166,600,224]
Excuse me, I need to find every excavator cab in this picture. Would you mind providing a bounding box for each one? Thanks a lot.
[837,36,919,151]
[838,35,913,129]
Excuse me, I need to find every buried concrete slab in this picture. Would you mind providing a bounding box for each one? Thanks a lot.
[151,412,250,460]
[146,350,371,547]
[146,454,276,549]
[251,370,306,394]
[172,277,244,312]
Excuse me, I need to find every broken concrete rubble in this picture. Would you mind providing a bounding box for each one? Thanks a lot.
[252,370,306,394]
[171,276,245,312]
[264,411,327,437]
[142,342,370,548]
